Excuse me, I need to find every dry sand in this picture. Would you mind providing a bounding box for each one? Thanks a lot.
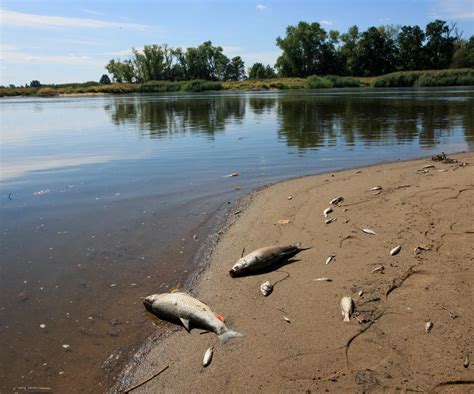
[117,153,473,393]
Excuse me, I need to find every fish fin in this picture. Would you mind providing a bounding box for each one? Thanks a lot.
[295,242,312,251]
[179,317,191,332]
[343,315,350,322]
[218,329,243,344]
[215,313,225,322]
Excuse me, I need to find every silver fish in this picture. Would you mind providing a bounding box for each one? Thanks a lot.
[371,265,385,273]
[312,277,332,282]
[362,228,377,235]
[370,186,382,191]
[341,296,353,322]
[390,245,401,256]
[330,196,344,205]
[203,346,214,367]
[229,244,310,277]
[325,218,336,224]
[323,207,333,218]
[325,255,335,265]
[143,292,243,343]
[260,281,273,296]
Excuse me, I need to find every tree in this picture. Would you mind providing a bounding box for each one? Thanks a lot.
[353,26,397,76]
[397,25,425,70]
[185,41,229,80]
[275,21,334,77]
[424,20,455,69]
[248,63,276,79]
[339,25,360,75]
[451,35,474,68]
[99,74,111,84]
[30,80,41,87]
[226,56,246,81]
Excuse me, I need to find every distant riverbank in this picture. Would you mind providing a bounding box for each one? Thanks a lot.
[1,68,473,97]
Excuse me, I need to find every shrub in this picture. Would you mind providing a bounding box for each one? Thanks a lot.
[137,81,180,93]
[37,87,59,97]
[306,75,333,89]
[180,80,223,92]
[325,75,364,87]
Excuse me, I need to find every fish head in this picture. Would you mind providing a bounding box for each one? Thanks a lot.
[143,293,163,311]
[229,258,246,277]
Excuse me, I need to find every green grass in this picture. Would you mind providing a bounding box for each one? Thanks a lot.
[373,68,474,87]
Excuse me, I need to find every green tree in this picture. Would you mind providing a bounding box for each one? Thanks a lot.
[339,25,360,75]
[185,41,229,80]
[451,36,474,68]
[30,80,41,87]
[353,26,397,76]
[248,63,276,79]
[424,20,455,69]
[397,25,425,70]
[133,45,166,82]
[99,74,111,84]
[275,21,334,77]
[226,56,246,81]
[105,59,135,83]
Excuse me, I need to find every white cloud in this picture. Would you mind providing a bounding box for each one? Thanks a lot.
[0,8,150,30]
[256,4,267,11]
[321,20,333,26]
[433,0,474,20]
[0,45,104,66]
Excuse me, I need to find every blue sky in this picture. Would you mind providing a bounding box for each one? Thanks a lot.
[1,0,473,85]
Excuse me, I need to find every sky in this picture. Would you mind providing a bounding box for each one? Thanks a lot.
[1,0,473,85]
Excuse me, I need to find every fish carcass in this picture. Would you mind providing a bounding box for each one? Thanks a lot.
[229,244,311,277]
[143,292,243,343]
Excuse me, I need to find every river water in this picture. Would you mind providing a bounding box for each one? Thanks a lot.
[1,88,473,391]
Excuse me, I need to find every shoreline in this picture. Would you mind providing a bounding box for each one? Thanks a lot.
[114,152,474,392]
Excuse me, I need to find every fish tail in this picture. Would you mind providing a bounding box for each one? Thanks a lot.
[218,329,244,344]
[343,315,350,322]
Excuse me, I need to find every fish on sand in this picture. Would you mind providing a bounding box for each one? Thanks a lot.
[143,292,243,343]
[229,243,311,277]
[340,296,354,322]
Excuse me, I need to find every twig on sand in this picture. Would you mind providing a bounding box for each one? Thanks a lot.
[432,380,474,390]
[273,270,291,286]
[124,365,169,393]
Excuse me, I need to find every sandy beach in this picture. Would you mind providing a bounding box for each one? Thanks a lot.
[117,153,473,393]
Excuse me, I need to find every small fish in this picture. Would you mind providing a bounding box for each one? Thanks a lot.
[390,245,401,256]
[325,255,335,265]
[229,244,311,277]
[362,228,377,235]
[358,290,364,297]
[143,292,243,343]
[313,277,332,282]
[260,281,273,296]
[422,164,435,169]
[370,186,382,191]
[287,196,293,200]
[277,219,290,225]
[203,346,214,367]
[341,296,353,322]
[323,207,333,218]
[330,196,344,205]
[371,265,384,274]
[283,316,291,323]
[325,218,336,224]
[425,321,433,333]
[464,354,470,368]
[224,172,239,177]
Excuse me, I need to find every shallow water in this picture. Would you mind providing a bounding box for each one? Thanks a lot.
[1,88,473,391]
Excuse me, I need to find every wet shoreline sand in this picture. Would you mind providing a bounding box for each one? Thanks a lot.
[116,152,474,392]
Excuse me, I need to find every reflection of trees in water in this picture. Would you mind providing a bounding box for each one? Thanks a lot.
[276,94,473,150]
[106,93,473,148]
[107,96,245,138]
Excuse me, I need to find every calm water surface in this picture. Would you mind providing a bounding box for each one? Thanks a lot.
[1,88,473,391]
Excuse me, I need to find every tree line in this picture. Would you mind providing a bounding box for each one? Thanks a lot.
[105,19,473,84]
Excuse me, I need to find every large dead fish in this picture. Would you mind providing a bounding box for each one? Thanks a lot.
[143,292,243,343]
[229,243,311,277]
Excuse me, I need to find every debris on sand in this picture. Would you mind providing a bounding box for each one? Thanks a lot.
[325,218,336,224]
[390,245,401,256]
[260,281,273,296]
[283,316,291,323]
[425,321,433,333]
[330,196,344,205]
[323,207,333,217]
[341,296,353,322]
[371,266,385,274]
[313,277,332,282]
[277,219,290,225]
[370,186,382,191]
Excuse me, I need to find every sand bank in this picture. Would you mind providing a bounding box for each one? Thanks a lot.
[117,153,473,392]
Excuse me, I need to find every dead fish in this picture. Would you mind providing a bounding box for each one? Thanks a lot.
[229,244,311,277]
[313,277,332,282]
[330,196,344,205]
[422,164,435,169]
[358,289,364,297]
[323,207,333,218]
[260,281,273,296]
[362,228,377,235]
[325,218,336,224]
[277,219,290,225]
[390,245,401,256]
[203,346,214,367]
[325,255,335,265]
[341,296,353,322]
[283,316,291,323]
[464,354,470,368]
[370,186,382,191]
[425,321,433,333]
[371,265,385,274]
[143,292,243,343]
[224,172,239,177]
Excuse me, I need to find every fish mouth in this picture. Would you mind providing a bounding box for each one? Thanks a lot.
[143,297,154,311]
[229,269,238,278]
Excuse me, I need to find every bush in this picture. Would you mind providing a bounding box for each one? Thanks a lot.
[137,81,181,92]
[306,75,333,89]
[180,80,223,92]
[373,69,474,87]
[325,75,364,87]
[37,87,59,97]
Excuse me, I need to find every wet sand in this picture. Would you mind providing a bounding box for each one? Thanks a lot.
[118,153,473,393]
